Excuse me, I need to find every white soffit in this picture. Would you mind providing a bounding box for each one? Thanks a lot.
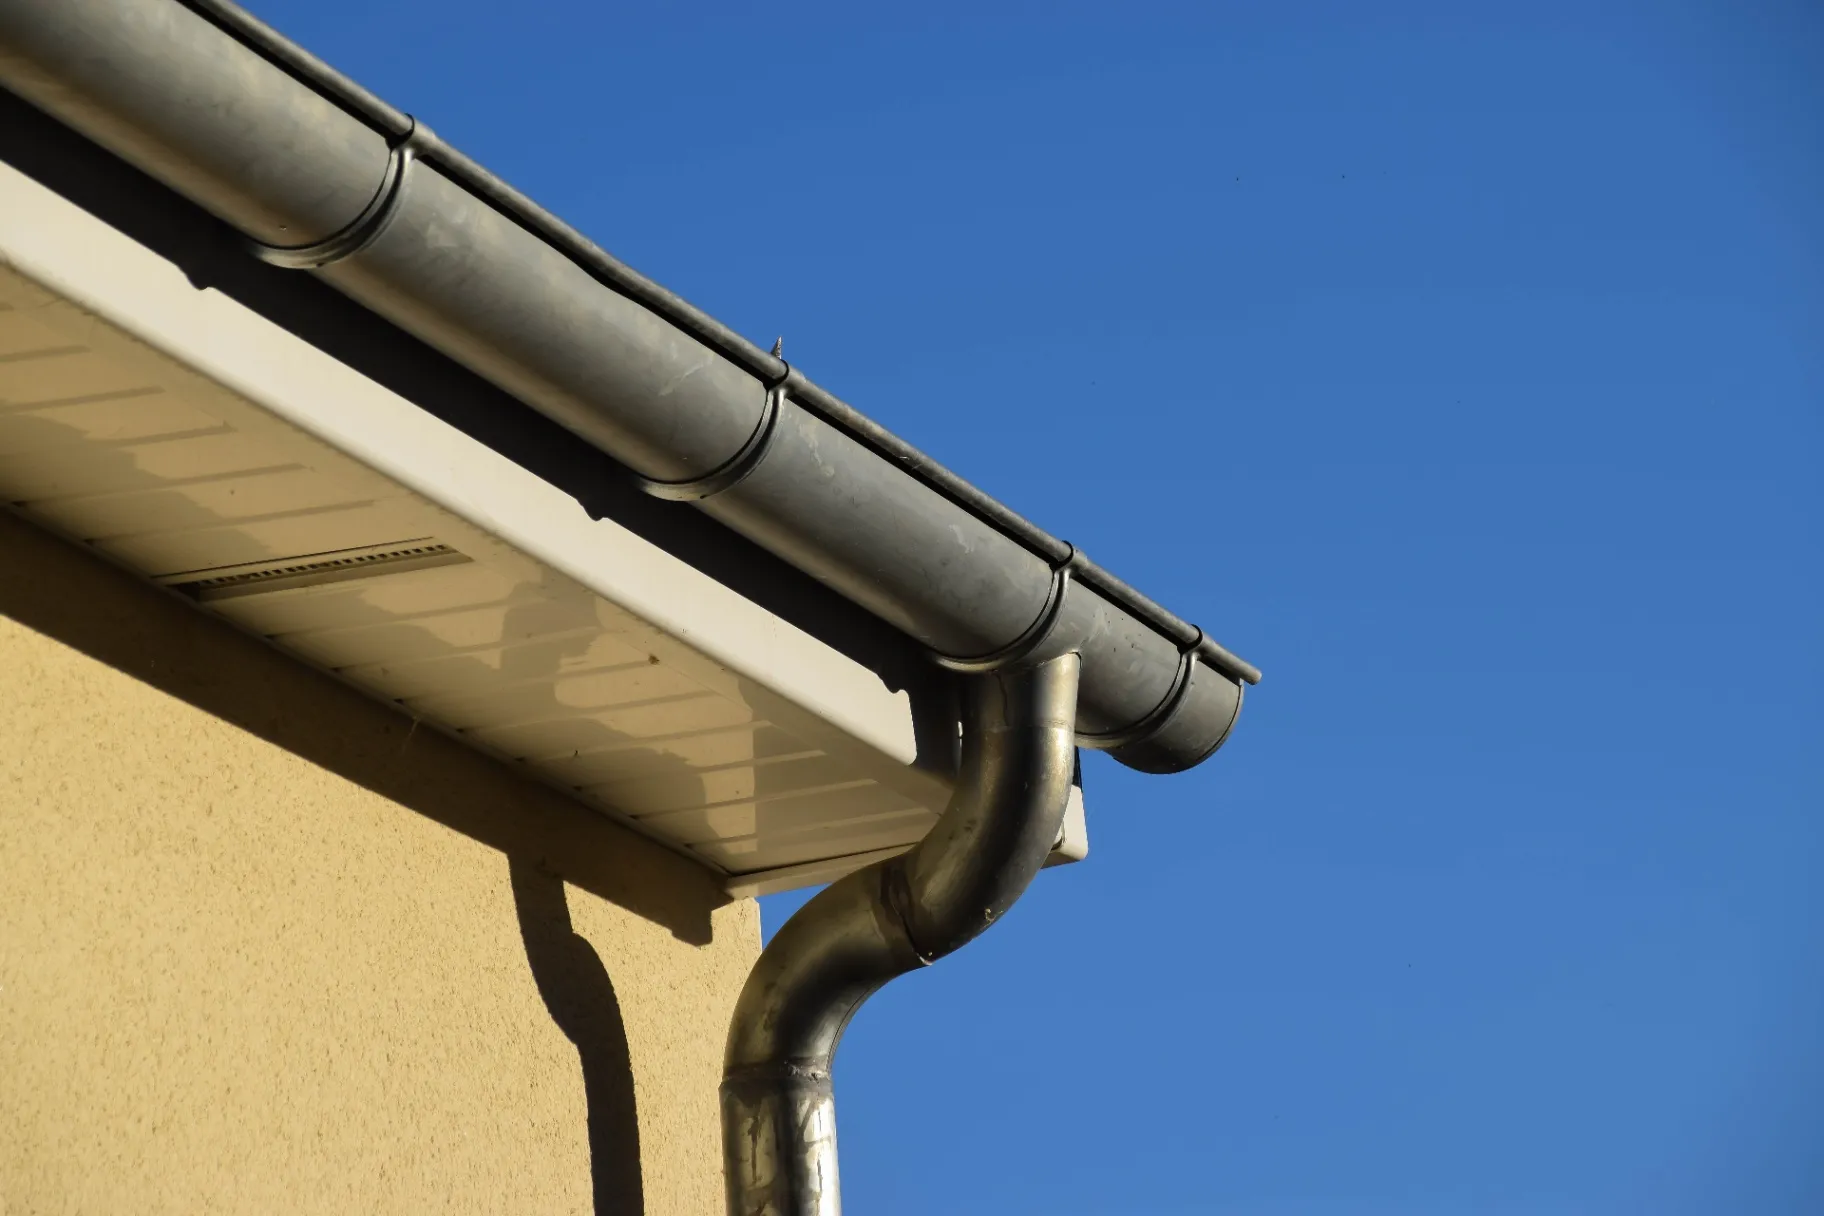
[0,159,1091,896]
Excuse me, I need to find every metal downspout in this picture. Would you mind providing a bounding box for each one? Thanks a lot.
[721,655,1080,1216]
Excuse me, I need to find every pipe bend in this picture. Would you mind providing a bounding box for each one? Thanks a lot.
[721,654,1079,1216]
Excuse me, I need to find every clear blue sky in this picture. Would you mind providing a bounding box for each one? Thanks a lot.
[255,2,1821,1211]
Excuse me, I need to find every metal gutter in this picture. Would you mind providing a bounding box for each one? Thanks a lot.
[0,0,1259,774]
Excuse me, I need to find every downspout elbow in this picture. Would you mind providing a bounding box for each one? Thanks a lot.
[720,654,1081,1216]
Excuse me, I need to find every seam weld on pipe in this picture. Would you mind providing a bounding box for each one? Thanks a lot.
[720,655,1081,1216]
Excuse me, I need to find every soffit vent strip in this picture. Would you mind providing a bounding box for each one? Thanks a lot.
[164,540,469,600]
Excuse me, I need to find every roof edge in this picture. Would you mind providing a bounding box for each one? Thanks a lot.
[0,0,1257,775]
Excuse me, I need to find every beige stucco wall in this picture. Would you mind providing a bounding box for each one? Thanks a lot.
[0,509,759,1214]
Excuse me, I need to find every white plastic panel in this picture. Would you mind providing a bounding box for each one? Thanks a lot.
[0,159,1071,893]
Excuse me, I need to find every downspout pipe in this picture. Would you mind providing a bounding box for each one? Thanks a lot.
[723,655,1080,1216]
[0,0,1259,776]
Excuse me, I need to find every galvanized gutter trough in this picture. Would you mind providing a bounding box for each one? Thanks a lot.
[0,0,1258,777]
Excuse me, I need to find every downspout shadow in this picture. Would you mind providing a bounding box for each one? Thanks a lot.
[510,856,645,1216]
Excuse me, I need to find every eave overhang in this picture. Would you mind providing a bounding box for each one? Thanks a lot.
[0,147,1085,895]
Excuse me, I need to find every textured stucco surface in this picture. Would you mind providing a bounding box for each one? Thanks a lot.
[0,510,760,1214]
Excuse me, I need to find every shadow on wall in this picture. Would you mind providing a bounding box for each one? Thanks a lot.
[512,857,645,1216]
[0,504,707,1208]
[0,506,721,945]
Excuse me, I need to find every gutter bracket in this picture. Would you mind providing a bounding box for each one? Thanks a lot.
[933,543,1080,674]
[1076,627,1204,753]
[638,345,790,503]
[249,119,431,270]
